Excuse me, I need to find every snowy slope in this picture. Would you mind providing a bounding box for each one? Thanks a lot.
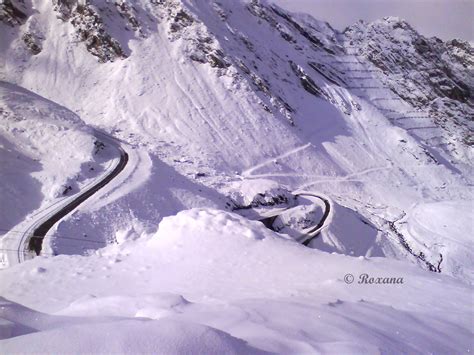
[0,81,96,233]
[0,81,141,267]
[0,0,473,352]
[0,209,472,353]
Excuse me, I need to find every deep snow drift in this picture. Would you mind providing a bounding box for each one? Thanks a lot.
[1,209,472,353]
[0,0,473,353]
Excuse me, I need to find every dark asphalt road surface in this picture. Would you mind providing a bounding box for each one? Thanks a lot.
[28,147,128,255]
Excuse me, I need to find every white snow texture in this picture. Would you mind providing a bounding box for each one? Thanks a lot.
[0,0,472,353]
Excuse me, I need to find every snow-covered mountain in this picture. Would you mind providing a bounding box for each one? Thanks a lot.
[0,0,473,353]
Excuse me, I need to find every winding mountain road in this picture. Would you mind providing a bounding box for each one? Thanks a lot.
[3,132,328,266]
[259,191,331,245]
[5,133,129,265]
[296,192,331,245]
[28,147,128,256]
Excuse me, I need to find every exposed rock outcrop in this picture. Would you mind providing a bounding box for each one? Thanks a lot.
[53,0,126,62]
[0,0,27,26]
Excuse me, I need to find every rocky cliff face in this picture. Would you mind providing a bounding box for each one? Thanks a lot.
[344,17,473,149]
[3,1,471,134]
[51,0,129,62]
[0,0,27,27]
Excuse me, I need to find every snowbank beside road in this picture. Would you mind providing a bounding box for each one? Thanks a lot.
[0,208,471,353]
[0,82,96,233]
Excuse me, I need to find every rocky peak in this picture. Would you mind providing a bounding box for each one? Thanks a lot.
[0,0,27,26]
[344,16,472,105]
[52,0,127,62]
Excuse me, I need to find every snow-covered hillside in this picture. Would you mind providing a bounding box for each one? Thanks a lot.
[1,209,473,353]
[0,0,473,352]
[0,81,96,233]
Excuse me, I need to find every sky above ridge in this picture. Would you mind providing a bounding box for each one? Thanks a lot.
[271,0,473,42]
